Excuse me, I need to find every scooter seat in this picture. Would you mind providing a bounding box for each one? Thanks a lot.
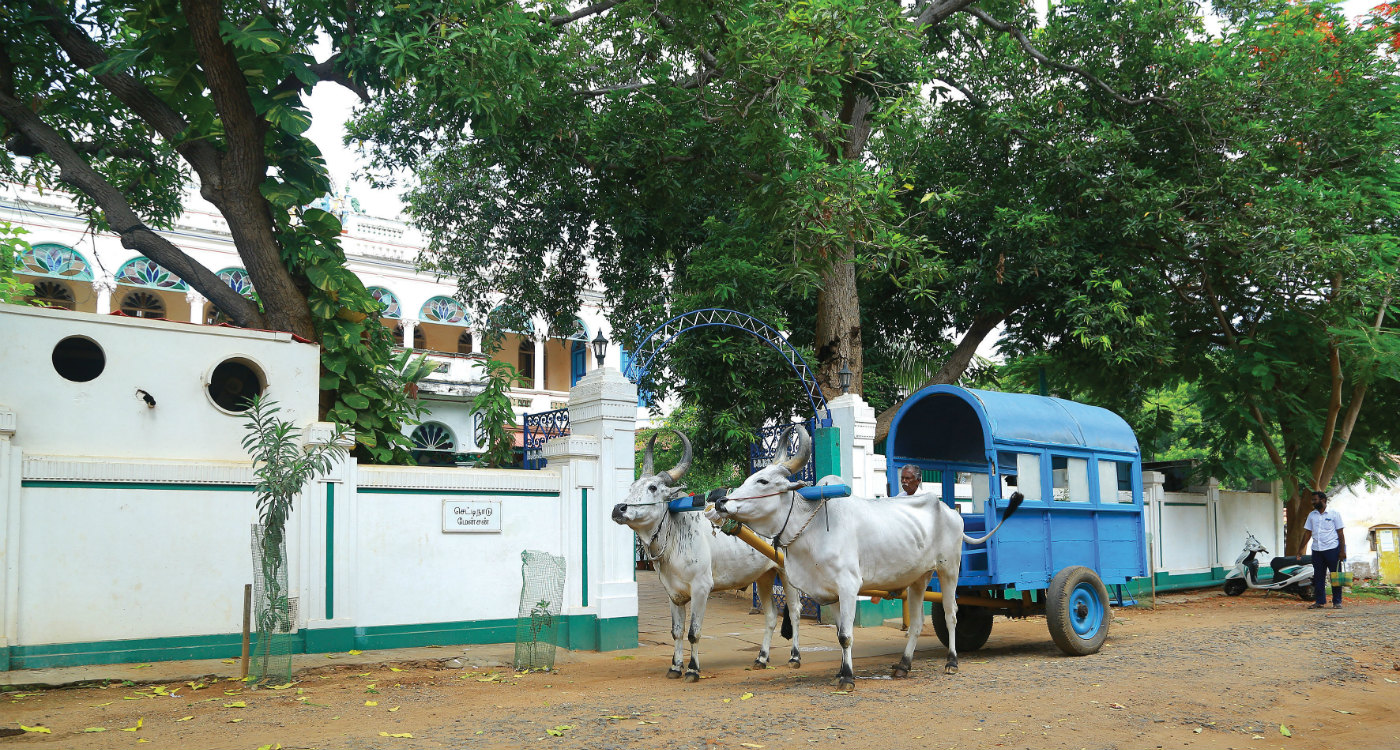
[1271,555,1311,577]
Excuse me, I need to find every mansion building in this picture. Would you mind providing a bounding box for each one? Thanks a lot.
[1,181,621,463]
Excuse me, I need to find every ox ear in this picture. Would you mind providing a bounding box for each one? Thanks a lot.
[666,485,689,499]
[786,479,811,493]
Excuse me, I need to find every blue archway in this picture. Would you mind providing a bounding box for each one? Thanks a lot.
[622,308,832,427]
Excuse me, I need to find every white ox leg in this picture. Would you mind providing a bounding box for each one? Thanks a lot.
[893,571,934,678]
[785,584,802,668]
[835,588,857,690]
[668,601,686,678]
[754,571,777,669]
[934,566,961,674]
[683,583,712,682]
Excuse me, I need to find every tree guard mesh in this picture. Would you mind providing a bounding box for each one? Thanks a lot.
[250,524,298,685]
[514,550,566,671]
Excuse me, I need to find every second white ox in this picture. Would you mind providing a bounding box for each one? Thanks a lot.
[714,427,1023,690]
[611,430,802,681]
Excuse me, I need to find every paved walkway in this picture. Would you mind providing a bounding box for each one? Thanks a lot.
[2,572,926,689]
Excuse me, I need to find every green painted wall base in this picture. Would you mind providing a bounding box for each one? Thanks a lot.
[1122,568,1231,598]
[6,615,640,672]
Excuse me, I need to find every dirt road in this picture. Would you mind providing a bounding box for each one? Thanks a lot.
[3,578,1398,750]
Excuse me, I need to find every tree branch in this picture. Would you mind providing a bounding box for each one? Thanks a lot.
[873,311,1006,442]
[30,2,223,185]
[914,0,979,28]
[6,134,155,163]
[550,0,627,26]
[965,6,1172,107]
[0,89,264,328]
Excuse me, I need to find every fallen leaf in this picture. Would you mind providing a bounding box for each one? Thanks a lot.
[1108,703,1126,710]
[121,717,143,732]
[1385,678,1398,684]
[389,706,400,712]
[90,702,113,707]
[1253,735,1265,739]
[82,727,107,733]
[175,716,193,722]
[614,655,635,660]
[1281,725,1292,737]
[224,701,247,708]
[224,689,244,695]
[1334,710,1353,715]
[348,649,363,655]
[722,698,731,703]
[19,726,51,734]
[831,690,850,695]
[1193,728,1203,734]
[740,692,754,700]
[131,663,152,669]
[221,659,236,664]
[138,739,149,743]
[365,700,378,706]
[269,682,294,690]
[741,744,765,748]
[356,673,371,677]
[389,667,403,672]
[606,716,629,720]
[151,686,169,695]
[228,718,243,723]
[379,732,413,738]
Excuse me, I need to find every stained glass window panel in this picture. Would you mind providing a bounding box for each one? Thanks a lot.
[19,244,94,280]
[115,257,187,290]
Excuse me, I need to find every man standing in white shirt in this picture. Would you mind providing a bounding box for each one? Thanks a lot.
[1300,490,1347,609]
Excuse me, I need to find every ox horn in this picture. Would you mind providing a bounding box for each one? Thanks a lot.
[643,432,658,477]
[661,430,693,485]
[775,425,811,476]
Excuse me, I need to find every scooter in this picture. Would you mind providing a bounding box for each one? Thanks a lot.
[1223,532,1315,600]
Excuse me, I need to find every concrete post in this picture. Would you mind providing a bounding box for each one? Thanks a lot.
[0,407,16,670]
[300,422,358,653]
[185,290,205,324]
[550,366,639,650]
[826,393,877,496]
[94,275,114,315]
[1143,471,1166,577]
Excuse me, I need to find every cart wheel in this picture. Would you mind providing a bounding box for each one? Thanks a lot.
[930,603,994,652]
[1047,566,1110,656]
[1223,578,1247,596]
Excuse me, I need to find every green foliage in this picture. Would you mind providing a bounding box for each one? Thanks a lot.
[471,358,525,468]
[0,222,34,305]
[636,404,747,491]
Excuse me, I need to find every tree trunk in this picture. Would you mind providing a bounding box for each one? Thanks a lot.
[814,243,861,399]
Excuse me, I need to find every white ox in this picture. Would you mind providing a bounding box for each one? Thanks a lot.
[714,427,1023,689]
[611,430,803,681]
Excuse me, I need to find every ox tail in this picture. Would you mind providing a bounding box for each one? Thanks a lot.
[781,607,794,640]
[962,492,1025,545]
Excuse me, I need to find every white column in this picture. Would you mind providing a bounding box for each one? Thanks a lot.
[827,392,877,496]
[1143,471,1166,575]
[470,329,482,354]
[300,422,357,649]
[0,407,18,668]
[533,337,546,390]
[400,318,418,349]
[93,275,114,314]
[562,367,639,629]
[185,290,205,324]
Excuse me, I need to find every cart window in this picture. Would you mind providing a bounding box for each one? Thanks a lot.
[1052,456,1090,502]
[1099,460,1135,503]
[1015,453,1042,501]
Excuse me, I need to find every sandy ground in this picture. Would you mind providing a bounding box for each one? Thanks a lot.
[3,574,1398,750]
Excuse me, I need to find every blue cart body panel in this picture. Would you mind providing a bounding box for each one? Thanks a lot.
[885,386,1148,593]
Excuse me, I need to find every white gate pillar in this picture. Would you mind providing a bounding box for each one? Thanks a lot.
[546,366,638,650]
[300,423,358,654]
[827,393,878,496]
[0,407,18,670]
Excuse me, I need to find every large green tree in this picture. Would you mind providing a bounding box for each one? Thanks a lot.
[0,0,458,462]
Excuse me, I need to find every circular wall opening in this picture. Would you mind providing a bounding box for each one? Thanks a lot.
[52,336,105,382]
[208,358,265,412]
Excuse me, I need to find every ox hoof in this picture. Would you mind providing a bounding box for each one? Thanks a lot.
[683,671,700,683]
[788,658,801,669]
[835,678,855,691]
[943,663,959,675]
[891,666,909,679]
[752,659,769,669]
[666,669,683,679]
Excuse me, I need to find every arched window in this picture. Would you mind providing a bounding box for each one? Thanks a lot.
[410,422,456,466]
[518,339,535,388]
[457,330,474,354]
[120,290,166,318]
[368,286,401,319]
[215,268,256,297]
[420,296,470,325]
[30,280,76,310]
[18,244,93,280]
[114,257,186,290]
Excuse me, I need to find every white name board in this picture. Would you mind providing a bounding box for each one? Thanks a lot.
[443,500,502,533]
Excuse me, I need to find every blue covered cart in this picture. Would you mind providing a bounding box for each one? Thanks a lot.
[884,385,1148,655]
